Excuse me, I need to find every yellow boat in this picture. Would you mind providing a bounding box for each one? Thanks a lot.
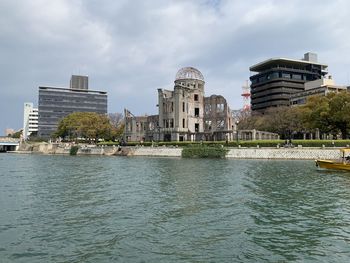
[315,148,350,171]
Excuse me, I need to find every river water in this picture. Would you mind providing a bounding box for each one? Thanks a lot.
[1,154,350,262]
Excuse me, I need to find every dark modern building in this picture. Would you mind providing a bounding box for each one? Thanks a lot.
[38,75,107,138]
[250,52,328,112]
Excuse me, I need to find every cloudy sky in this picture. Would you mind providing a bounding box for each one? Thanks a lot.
[1,0,350,134]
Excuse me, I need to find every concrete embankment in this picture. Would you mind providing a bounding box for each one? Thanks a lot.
[16,143,342,159]
[16,142,182,157]
[226,148,340,160]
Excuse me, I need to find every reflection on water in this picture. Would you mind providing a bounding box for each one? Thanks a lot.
[1,155,350,262]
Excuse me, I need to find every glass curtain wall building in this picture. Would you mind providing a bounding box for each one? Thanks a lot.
[38,76,107,138]
[249,52,328,112]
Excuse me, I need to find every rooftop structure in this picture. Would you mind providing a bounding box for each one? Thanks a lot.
[70,75,88,90]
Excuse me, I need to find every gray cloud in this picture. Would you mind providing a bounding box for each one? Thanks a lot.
[1,0,350,134]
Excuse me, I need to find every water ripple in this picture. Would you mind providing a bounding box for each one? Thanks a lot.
[1,156,350,262]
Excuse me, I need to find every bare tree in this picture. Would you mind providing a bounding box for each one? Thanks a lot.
[108,113,124,128]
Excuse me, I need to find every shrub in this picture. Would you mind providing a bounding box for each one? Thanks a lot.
[182,145,228,158]
[70,146,79,155]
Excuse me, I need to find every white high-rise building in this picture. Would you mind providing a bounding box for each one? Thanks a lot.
[23,102,38,140]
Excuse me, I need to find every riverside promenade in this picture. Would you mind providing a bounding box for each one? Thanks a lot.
[16,142,342,160]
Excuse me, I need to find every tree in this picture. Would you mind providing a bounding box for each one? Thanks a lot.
[108,113,124,127]
[238,107,305,139]
[9,130,23,138]
[55,112,117,142]
[302,95,332,135]
[108,112,125,140]
[301,92,350,139]
[328,92,350,139]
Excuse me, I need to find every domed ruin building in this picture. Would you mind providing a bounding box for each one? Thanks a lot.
[124,67,234,142]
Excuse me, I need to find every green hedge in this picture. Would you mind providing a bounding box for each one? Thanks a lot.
[182,145,228,158]
[228,140,350,147]
[70,146,79,155]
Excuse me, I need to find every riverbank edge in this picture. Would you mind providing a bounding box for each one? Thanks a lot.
[13,142,343,160]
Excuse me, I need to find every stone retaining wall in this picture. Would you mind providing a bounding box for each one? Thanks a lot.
[131,147,182,157]
[17,142,343,159]
[227,148,341,160]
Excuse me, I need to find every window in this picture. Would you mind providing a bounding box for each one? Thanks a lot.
[194,94,199,101]
[195,123,199,132]
[292,74,302,80]
[216,103,224,112]
[171,102,174,112]
[271,72,279,79]
[183,118,185,128]
[205,120,212,130]
[205,104,211,115]
[282,73,291,79]
[195,108,199,117]
[183,102,185,112]
[170,119,174,128]
[216,120,225,129]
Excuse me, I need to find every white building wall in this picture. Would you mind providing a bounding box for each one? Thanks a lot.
[23,102,38,140]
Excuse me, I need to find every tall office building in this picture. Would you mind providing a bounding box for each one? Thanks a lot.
[250,52,328,112]
[38,75,107,138]
[23,102,38,140]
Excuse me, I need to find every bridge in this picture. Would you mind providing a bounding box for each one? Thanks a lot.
[0,137,20,152]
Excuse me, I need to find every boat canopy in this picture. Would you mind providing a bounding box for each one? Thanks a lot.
[341,148,350,154]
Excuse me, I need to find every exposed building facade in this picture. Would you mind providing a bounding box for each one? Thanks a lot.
[203,95,233,141]
[38,75,107,138]
[124,67,234,142]
[250,52,328,112]
[124,112,159,142]
[23,102,38,140]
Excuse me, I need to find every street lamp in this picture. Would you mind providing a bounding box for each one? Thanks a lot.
[235,120,239,146]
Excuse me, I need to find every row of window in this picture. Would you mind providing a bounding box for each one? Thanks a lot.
[205,120,225,130]
[163,119,174,128]
[251,72,309,84]
[205,103,225,114]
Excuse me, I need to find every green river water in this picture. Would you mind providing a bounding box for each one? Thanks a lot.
[1,154,350,262]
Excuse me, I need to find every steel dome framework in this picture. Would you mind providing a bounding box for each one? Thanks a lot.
[175,67,204,82]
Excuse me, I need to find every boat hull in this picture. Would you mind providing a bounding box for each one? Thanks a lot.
[315,160,350,171]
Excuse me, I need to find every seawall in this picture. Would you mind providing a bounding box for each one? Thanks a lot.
[16,143,343,159]
[226,148,340,160]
